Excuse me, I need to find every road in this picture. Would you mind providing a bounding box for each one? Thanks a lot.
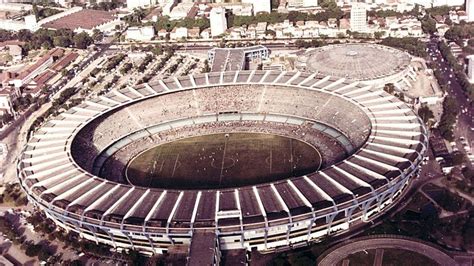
[426,37,473,165]
[318,235,457,266]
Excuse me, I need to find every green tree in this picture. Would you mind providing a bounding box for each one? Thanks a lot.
[421,14,437,34]
[374,31,385,39]
[92,29,104,42]
[73,32,93,49]
[418,105,434,123]
[53,36,72,47]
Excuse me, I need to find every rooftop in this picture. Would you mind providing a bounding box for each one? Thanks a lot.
[42,9,116,30]
[296,43,411,81]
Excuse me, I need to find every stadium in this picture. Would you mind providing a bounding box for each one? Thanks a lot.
[295,43,415,88]
[17,70,427,261]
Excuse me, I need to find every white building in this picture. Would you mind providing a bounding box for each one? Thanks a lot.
[169,2,195,20]
[350,2,367,32]
[409,0,464,8]
[170,27,188,40]
[161,0,177,16]
[242,0,271,14]
[210,7,227,37]
[126,26,155,41]
[7,45,22,62]
[0,14,37,31]
[467,0,474,22]
[127,0,158,10]
[287,0,318,8]
[467,55,474,83]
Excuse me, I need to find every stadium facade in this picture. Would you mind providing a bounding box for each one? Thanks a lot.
[18,70,427,259]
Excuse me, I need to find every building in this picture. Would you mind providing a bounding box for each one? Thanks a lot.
[0,86,16,115]
[295,43,414,88]
[11,49,59,88]
[127,0,157,10]
[161,0,177,16]
[10,48,65,94]
[287,0,318,8]
[170,26,188,40]
[187,27,200,39]
[6,44,21,62]
[208,45,269,72]
[0,14,37,31]
[467,0,474,22]
[242,0,271,14]
[350,2,367,32]
[18,70,427,258]
[467,55,474,83]
[41,9,122,35]
[210,7,227,37]
[126,26,155,41]
[410,0,464,8]
[169,2,196,20]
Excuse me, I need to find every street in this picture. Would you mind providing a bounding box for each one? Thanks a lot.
[426,37,473,165]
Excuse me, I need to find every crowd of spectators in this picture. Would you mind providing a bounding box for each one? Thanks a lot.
[98,120,348,184]
[71,84,371,178]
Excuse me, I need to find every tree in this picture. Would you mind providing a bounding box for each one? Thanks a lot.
[271,0,279,9]
[92,29,103,42]
[53,36,72,47]
[25,243,42,257]
[380,37,427,57]
[1,113,13,126]
[17,29,32,42]
[320,0,338,10]
[452,152,466,165]
[124,8,146,25]
[421,15,437,34]
[32,4,39,20]
[418,105,434,124]
[374,31,385,39]
[73,32,93,49]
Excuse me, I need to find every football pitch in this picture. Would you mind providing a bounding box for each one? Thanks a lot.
[125,133,322,189]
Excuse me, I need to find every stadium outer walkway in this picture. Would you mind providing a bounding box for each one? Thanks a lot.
[317,235,457,266]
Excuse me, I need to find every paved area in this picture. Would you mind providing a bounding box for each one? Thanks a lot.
[318,236,457,266]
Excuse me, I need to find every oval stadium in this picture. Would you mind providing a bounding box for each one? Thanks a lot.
[17,70,428,259]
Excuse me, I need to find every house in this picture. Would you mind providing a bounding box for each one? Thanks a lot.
[126,26,155,41]
[256,22,267,36]
[41,9,123,35]
[188,27,201,39]
[0,86,17,115]
[200,28,211,39]
[11,48,63,88]
[157,29,169,39]
[170,27,188,40]
[6,45,21,62]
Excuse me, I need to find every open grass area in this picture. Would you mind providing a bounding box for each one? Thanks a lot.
[126,133,321,189]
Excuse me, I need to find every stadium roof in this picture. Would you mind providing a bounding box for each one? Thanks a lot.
[296,43,411,82]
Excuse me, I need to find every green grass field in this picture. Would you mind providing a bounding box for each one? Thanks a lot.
[125,133,322,189]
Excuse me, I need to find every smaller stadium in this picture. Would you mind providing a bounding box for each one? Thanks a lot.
[296,43,414,87]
